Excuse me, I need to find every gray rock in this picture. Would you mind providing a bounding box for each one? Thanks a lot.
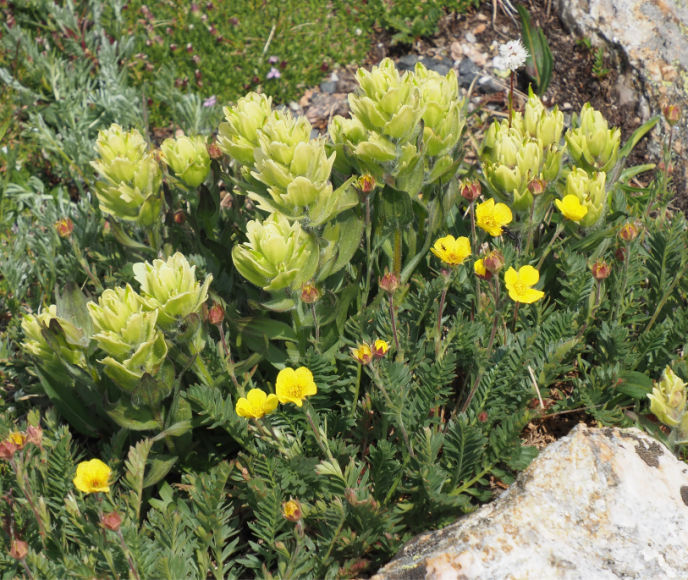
[458,58,481,88]
[554,0,688,185]
[373,424,688,579]
[397,54,421,71]
[319,81,338,94]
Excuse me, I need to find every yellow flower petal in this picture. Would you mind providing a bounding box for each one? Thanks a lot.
[519,265,540,286]
[73,459,111,494]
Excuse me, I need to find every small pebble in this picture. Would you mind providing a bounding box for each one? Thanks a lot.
[465,32,476,43]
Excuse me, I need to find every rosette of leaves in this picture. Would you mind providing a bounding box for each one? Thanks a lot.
[90,124,163,226]
[216,92,273,166]
[566,103,620,173]
[232,213,319,292]
[243,110,358,227]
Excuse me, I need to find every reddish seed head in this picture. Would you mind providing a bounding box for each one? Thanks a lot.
[300,283,320,304]
[207,303,225,325]
[379,271,399,294]
[9,539,28,560]
[618,222,639,243]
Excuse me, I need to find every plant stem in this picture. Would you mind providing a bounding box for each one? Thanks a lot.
[370,365,414,458]
[524,201,536,257]
[349,364,363,420]
[389,294,400,352]
[535,223,564,271]
[393,227,402,276]
[117,529,141,580]
[470,202,480,318]
[363,194,373,308]
[508,70,515,128]
[304,403,334,460]
[435,281,449,357]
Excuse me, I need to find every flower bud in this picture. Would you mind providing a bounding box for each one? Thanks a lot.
[25,425,43,447]
[473,258,492,280]
[101,511,122,532]
[590,259,611,281]
[55,218,74,238]
[160,134,211,188]
[300,282,320,304]
[662,104,681,126]
[9,539,28,560]
[460,180,481,202]
[379,271,399,294]
[173,210,186,224]
[206,142,223,160]
[0,440,18,460]
[527,178,546,196]
[615,247,626,262]
[483,249,505,274]
[207,303,225,325]
[618,222,639,243]
[357,174,376,194]
[648,366,687,428]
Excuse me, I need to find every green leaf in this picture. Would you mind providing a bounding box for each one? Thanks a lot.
[616,370,653,399]
[618,116,659,160]
[142,454,178,488]
[518,5,552,95]
[55,282,93,343]
[106,398,160,431]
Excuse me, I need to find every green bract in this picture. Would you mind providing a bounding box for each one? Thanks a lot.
[132,252,212,328]
[91,124,163,226]
[566,103,621,173]
[248,111,356,226]
[160,135,211,188]
[21,305,88,370]
[232,213,318,292]
[217,92,273,165]
[87,285,168,392]
[563,167,607,227]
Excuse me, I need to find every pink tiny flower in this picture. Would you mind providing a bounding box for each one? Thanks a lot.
[203,95,217,107]
[266,67,281,79]
[268,55,279,64]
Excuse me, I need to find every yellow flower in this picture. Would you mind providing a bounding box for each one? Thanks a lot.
[351,344,373,365]
[7,431,26,448]
[235,388,279,419]
[474,258,491,280]
[275,367,317,407]
[73,459,111,494]
[431,235,471,266]
[372,339,389,358]
[555,194,588,222]
[504,266,545,304]
[282,499,302,522]
[476,198,513,237]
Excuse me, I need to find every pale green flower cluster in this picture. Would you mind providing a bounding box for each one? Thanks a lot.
[648,366,688,444]
[21,305,88,373]
[219,93,362,293]
[566,103,620,173]
[329,58,466,195]
[22,253,211,395]
[160,135,210,188]
[481,88,564,210]
[91,124,163,226]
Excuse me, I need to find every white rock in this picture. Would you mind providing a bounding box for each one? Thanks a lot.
[373,424,688,579]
